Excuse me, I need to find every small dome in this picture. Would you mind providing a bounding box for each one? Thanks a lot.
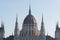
[23,14,37,24]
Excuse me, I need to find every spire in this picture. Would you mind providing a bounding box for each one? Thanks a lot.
[1,21,5,38]
[40,14,45,35]
[16,15,18,24]
[1,21,4,29]
[56,21,58,27]
[14,15,19,36]
[14,15,19,40]
[15,15,18,31]
[29,5,31,15]
[56,21,59,31]
[41,14,44,27]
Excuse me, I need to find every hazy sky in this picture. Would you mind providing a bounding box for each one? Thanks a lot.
[0,0,60,38]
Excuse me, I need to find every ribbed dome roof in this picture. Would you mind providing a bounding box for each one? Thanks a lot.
[23,14,37,24]
[23,6,37,25]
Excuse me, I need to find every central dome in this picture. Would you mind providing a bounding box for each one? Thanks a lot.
[23,14,37,24]
[22,7,39,36]
[23,7,37,25]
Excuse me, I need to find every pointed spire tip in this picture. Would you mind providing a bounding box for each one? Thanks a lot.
[29,5,31,15]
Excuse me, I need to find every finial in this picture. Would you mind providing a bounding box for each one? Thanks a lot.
[56,20,59,31]
[16,14,18,23]
[57,20,58,25]
[29,5,31,15]
[42,13,43,23]
[1,20,4,28]
[56,20,59,28]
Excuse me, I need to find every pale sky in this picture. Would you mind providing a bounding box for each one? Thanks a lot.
[0,0,60,38]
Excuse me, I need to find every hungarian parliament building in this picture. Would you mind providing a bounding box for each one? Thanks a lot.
[0,7,60,40]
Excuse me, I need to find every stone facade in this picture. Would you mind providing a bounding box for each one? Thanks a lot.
[14,7,46,40]
[0,7,59,40]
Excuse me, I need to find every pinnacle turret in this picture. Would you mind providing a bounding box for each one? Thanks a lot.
[1,21,4,29]
[14,15,19,40]
[15,15,19,34]
[56,21,59,31]
[0,21,5,38]
[40,15,45,35]
[29,5,31,15]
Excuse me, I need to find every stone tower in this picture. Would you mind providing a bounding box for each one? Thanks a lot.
[40,15,46,40]
[0,21,5,40]
[14,16,19,40]
[55,21,60,40]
